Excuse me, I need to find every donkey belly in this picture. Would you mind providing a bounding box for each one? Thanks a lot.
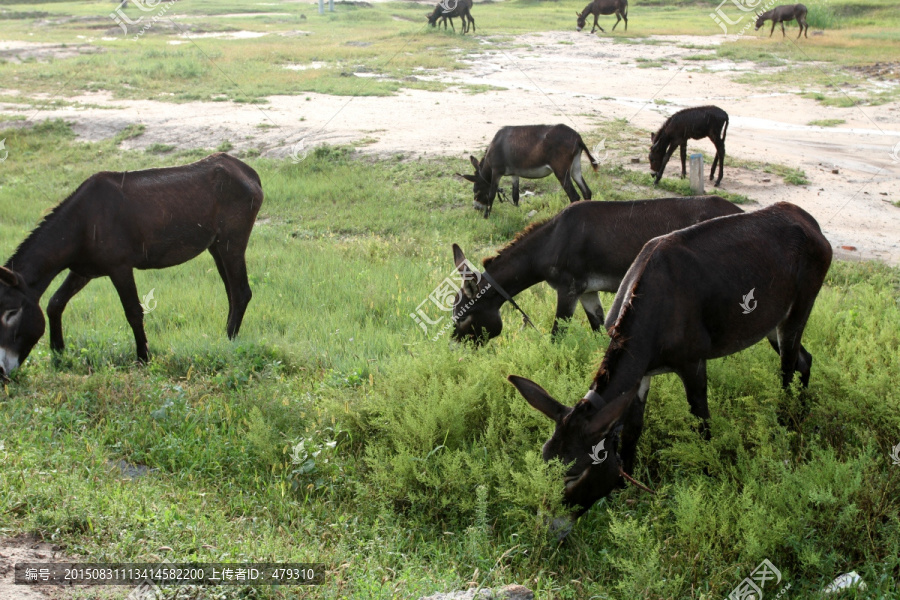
[584,274,622,294]
[133,230,218,270]
[508,166,553,179]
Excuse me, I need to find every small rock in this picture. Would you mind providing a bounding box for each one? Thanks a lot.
[762,178,771,182]
[840,245,857,251]
[831,168,839,174]
[631,158,640,163]
[526,210,538,218]
[823,571,866,594]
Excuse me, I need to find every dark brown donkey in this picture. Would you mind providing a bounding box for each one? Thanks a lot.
[0,153,263,379]
[755,4,808,38]
[576,0,628,33]
[508,202,832,527]
[650,105,729,187]
[427,0,475,33]
[450,196,742,343]
[458,125,597,218]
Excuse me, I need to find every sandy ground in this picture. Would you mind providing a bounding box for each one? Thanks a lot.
[1,31,898,267]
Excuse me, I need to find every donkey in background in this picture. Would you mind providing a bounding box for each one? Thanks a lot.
[509,202,832,527]
[576,0,628,33]
[0,153,263,379]
[427,0,475,34]
[649,105,729,187]
[450,196,743,343]
[458,124,597,218]
[756,4,808,38]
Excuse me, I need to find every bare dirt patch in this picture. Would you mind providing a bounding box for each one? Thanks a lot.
[0,31,898,263]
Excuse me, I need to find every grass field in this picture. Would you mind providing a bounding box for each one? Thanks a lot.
[1,2,899,599]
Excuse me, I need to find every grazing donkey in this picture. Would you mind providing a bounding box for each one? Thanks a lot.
[450,196,742,343]
[756,4,808,38]
[458,124,597,218]
[649,105,729,187]
[427,0,475,34]
[509,202,832,526]
[0,153,263,379]
[576,0,628,33]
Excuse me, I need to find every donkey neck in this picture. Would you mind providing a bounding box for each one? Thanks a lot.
[5,207,83,298]
[482,239,550,303]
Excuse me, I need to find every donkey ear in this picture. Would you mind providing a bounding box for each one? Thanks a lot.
[650,132,657,142]
[508,375,567,422]
[0,267,20,288]
[575,11,580,16]
[452,243,480,298]
[457,173,477,183]
[586,384,638,438]
[469,155,480,171]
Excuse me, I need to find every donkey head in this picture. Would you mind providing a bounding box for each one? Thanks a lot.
[648,133,664,176]
[456,155,491,211]
[754,13,766,30]
[575,11,587,31]
[450,244,501,343]
[0,267,45,380]
[508,375,635,522]
[426,8,441,26]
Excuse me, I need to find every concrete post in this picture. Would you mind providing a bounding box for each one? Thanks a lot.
[690,153,704,195]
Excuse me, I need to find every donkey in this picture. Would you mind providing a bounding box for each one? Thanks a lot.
[0,153,263,379]
[450,196,742,343]
[649,105,728,187]
[509,202,832,526]
[457,125,597,218]
[755,4,808,38]
[427,0,475,34]
[576,0,628,33]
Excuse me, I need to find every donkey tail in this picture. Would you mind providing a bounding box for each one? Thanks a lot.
[580,138,599,172]
[622,0,628,18]
[721,116,729,143]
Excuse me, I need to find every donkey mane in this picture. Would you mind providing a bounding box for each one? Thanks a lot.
[4,178,94,270]
[592,278,643,391]
[482,217,552,268]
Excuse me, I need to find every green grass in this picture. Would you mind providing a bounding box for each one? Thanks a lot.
[1,120,898,599]
[807,118,847,126]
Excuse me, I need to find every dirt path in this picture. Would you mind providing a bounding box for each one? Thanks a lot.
[1,31,898,263]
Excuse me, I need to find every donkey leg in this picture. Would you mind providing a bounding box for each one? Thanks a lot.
[712,138,725,186]
[47,272,91,354]
[108,269,149,363]
[770,22,776,36]
[619,375,652,476]
[208,245,235,330]
[551,288,580,336]
[210,238,253,339]
[578,291,605,331]
[570,153,592,200]
[766,331,813,386]
[612,14,621,30]
[679,143,688,178]
[511,176,520,207]
[677,360,710,440]
[555,167,581,203]
[781,22,786,37]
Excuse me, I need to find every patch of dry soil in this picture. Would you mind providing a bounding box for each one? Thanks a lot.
[0,31,898,263]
